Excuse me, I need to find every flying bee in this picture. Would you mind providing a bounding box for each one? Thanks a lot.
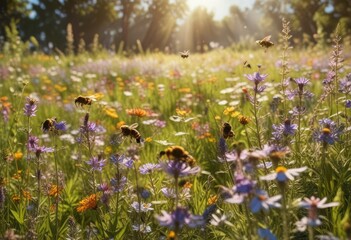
[120,123,142,143]
[179,50,189,58]
[243,60,251,69]
[159,146,196,166]
[256,35,274,49]
[41,117,57,132]
[222,122,234,139]
[74,95,97,108]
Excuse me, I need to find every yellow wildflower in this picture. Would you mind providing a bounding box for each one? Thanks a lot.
[104,106,119,118]
[145,137,152,142]
[13,152,23,160]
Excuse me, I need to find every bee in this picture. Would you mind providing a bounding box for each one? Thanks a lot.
[159,146,196,166]
[243,60,251,69]
[222,122,234,139]
[75,95,96,107]
[120,123,142,143]
[256,35,274,49]
[179,50,189,59]
[41,117,57,132]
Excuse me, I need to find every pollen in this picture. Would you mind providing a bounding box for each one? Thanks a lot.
[77,194,98,213]
[276,166,287,173]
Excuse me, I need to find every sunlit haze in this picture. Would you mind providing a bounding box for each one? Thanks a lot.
[187,0,255,20]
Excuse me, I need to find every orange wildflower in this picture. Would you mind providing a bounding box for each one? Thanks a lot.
[22,190,32,201]
[207,195,218,205]
[126,108,148,117]
[77,194,98,213]
[48,184,62,198]
[12,170,22,180]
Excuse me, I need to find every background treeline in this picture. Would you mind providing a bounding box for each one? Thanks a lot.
[1,0,350,54]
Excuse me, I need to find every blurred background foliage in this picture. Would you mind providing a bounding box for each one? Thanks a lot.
[0,0,350,54]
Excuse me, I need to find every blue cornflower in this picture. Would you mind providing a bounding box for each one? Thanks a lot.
[313,118,342,145]
[54,121,67,131]
[222,175,256,204]
[139,163,161,174]
[86,156,106,171]
[155,206,204,229]
[23,97,38,117]
[258,228,277,240]
[272,119,297,140]
[161,160,200,178]
[249,190,281,213]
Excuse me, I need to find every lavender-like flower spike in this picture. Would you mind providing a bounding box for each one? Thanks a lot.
[23,97,38,117]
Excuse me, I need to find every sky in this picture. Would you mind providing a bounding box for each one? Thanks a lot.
[187,0,255,20]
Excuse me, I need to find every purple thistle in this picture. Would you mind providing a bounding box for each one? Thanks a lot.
[34,146,54,158]
[27,135,39,151]
[23,97,38,117]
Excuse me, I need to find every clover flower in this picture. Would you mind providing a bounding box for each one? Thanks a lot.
[155,206,204,229]
[260,166,307,182]
[250,190,281,213]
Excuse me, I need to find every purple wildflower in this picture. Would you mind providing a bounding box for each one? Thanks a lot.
[86,156,106,171]
[313,118,342,145]
[244,72,268,93]
[131,201,153,212]
[110,154,133,168]
[345,100,351,108]
[156,206,204,229]
[139,163,161,174]
[161,160,200,178]
[222,174,256,204]
[272,119,297,141]
[34,146,54,158]
[339,73,351,93]
[54,121,67,131]
[23,97,37,117]
[27,135,39,151]
[110,175,127,192]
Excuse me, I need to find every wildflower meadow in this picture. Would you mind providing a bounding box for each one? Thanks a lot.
[1,12,351,240]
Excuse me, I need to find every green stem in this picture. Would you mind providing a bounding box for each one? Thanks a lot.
[53,136,59,240]
[280,183,289,240]
[308,226,314,240]
[253,90,262,149]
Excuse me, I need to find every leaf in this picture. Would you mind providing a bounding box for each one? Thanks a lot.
[11,209,24,225]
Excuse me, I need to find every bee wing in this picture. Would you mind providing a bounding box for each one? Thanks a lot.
[129,123,139,129]
[262,35,272,41]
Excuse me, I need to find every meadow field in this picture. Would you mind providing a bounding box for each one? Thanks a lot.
[1,24,351,240]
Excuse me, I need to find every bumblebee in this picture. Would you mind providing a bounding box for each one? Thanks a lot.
[179,50,189,59]
[222,122,234,139]
[256,35,274,49]
[159,146,196,167]
[120,123,142,143]
[41,117,57,132]
[75,95,96,107]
